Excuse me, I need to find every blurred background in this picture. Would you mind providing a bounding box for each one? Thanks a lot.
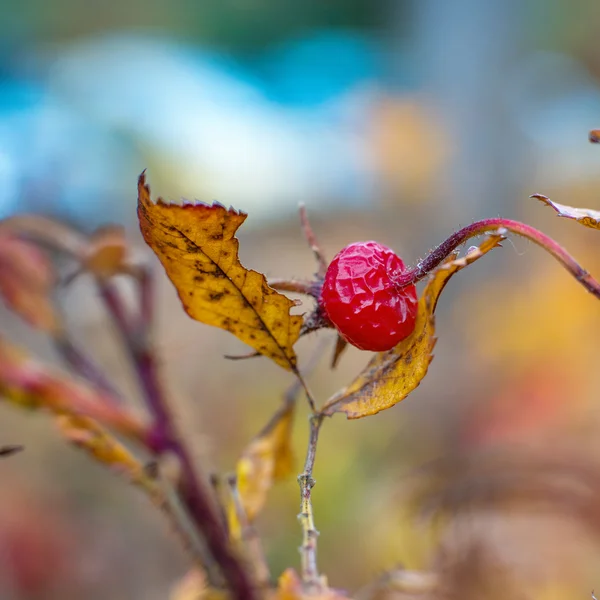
[2,0,600,598]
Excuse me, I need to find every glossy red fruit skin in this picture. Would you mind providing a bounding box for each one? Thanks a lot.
[320,241,418,351]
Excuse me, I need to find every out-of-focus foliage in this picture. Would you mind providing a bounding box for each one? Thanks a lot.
[228,400,295,540]
[0,234,58,333]
[4,0,600,598]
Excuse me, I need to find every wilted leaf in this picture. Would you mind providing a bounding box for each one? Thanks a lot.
[0,337,146,441]
[57,414,160,497]
[321,235,503,419]
[228,401,295,539]
[137,173,302,370]
[533,194,600,230]
[0,234,59,333]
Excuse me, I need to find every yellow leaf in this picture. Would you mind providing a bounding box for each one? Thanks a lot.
[228,401,295,539]
[137,173,302,371]
[533,194,600,229]
[57,414,160,498]
[321,235,503,419]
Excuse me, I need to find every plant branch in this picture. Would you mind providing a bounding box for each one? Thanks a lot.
[97,272,257,600]
[268,278,318,297]
[54,333,123,402]
[392,218,600,299]
[226,474,271,588]
[299,204,328,278]
[298,413,325,590]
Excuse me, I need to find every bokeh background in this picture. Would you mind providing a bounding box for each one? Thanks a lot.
[2,1,600,598]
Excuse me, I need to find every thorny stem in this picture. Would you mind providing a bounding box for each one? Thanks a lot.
[298,414,325,591]
[97,274,257,600]
[392,218,600,299]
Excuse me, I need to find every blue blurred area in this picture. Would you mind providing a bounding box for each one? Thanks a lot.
[0,1,599,227]
[0,28,386,226]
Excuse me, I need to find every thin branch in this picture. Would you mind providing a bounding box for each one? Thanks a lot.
[97,275,257,600]
[299,204,328,278]
[223,351,261,362]
[293,368,318,414]
[298,414,325,591]
[392,218,600,299]
[226,474,271,588]
[0,445,23,458]
[268,278,318,297]
[54,334,123,402]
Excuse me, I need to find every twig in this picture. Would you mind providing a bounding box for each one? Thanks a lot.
[299,204,328,278]
[0,445,23,458]
[294,369,318,414]
[268,278,318,297]
[54,333,123,402]
[97,274,257,600]
[392,218,600,299]
[298,414,325,590]
[226,474,271,588]
[224,351,261,362]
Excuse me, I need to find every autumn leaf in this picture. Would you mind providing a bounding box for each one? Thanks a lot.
[137,173,302,370]
[0,234,59,333]
[532,194,600,230]
[228,401,295,540]
[57,414,160,498]
[321,235,503,419]
[0,337,146,441]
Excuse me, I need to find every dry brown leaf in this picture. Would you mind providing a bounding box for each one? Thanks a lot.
[137,173,302,370]
[228,401,295,540]
[0,337,146,441]
[533,194,600,230]
[321,235,503,419]
[0,234,59,333]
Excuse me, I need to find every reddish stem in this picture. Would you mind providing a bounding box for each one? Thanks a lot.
[392,218,600,299]
[98,278,256,600]
[54,334,123,403]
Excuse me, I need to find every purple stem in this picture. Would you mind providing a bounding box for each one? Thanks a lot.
[98,279,256,600]
[54,335,123,402]
[391,218,600,298]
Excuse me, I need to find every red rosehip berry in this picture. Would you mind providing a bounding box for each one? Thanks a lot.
[320,241,418,351]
